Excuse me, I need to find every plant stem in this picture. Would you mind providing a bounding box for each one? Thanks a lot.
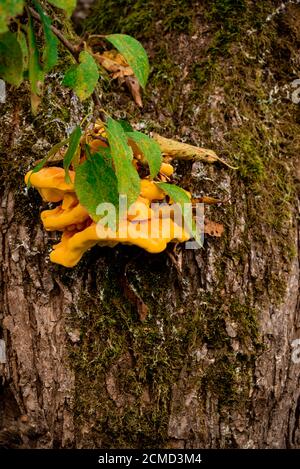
[27,6,106,119]
[91,90,106,121]
[27,6,78,58]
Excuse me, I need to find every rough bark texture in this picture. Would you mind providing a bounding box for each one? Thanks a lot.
[0,0,300,449]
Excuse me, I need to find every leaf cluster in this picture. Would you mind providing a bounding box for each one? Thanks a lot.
[0,1,149,112]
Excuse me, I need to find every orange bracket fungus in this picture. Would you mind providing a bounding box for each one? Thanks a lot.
[25,118,227,267]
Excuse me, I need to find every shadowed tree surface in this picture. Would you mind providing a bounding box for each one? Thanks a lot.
[0,0,299,448]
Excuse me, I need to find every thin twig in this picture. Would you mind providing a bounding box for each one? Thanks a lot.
[92,134,108,144]
[88,34,106,39]
[28,6,105,116]
[28,6,79,58]
[92,90,107,121]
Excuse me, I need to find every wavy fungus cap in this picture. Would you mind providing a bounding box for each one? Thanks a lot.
[24,167,75,202]
[50,218,190,268]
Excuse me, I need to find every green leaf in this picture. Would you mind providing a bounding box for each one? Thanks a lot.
[0,32,23,86]
[17,30,28,71]
[106,117,140,208]
[47,0,76,17]
[33,0,58,72]
[63,126,82,183]
[118,119,133,132]
[0,0,24,34]
[105,34,149,89]
[62,51,99,100]
[27,15,45,113]
[75,152,119,223]
[27,138,69,188]
[89,144,112,165]
[156,182,191,206]
[156,182,198,242]
[127,131,162,179]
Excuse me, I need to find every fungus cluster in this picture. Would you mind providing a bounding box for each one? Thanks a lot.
[25,124,193,267]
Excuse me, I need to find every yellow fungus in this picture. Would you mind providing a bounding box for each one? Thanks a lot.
[160,162,174,177]
[61,193,78,210]
[25,167,75,202]
[140,179,165,201]
[25,161,193,268]
[50,226,98,267]
[39,188,67,203]
[50,217,190,268]
[41,202,89,231]
[127,196,154,221]
[89,139,108,153]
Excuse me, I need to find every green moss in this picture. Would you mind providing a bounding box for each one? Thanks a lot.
[206,0,245,56]
[202,354,244,407]
[150,46,180,89]
[192,60,214,87]
[206,0,276,56]
[194,295,262,409]
[208,0,246,22]
[235,134,266,183]
[84,0,195,38]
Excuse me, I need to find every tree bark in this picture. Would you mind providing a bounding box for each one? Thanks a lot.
[0,0,300,449]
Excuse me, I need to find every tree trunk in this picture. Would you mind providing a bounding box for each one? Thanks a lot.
[0,0,300,449]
